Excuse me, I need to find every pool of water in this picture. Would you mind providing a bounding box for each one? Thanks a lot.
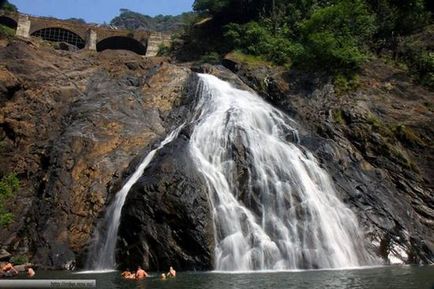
[7,265,434,289]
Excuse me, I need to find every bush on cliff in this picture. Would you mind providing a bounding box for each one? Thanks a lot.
[224,22,302,66]
[0,24,15,38]
[397,28,434,89]
[187,0,432,78]
[0,173,19,227]
[222,0,374,72]
[298,0,375,71]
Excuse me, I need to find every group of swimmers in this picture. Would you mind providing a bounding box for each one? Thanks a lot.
[121,266,176,281]
[121,266,148,280]
[0,262,35,278]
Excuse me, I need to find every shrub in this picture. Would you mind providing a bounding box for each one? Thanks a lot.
[224,22,273,56]
[199,52,221,64]
[224,21,303,66]
[416,51,434,88]
[334,73,361,95]
[0,24,15,38]
[299,0,375,72]
[398,37,434,89]
[225,50,271,67]
[157,44,171,56]
[394,125,425,147]
[194,0,229,14]
[0,173,19,227]
[10,255,29,265]
[332,109,345,125]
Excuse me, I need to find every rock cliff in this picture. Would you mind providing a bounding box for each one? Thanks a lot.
[0,37,210,269]
[0,35,432,270]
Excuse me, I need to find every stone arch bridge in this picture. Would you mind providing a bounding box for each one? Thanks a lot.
[0,10,170,56]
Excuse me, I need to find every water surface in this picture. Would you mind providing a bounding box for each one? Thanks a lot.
[11,266,434,289]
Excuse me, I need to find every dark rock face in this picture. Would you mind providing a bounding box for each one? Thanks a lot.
[223,59,434,264]
[117,130,214,271]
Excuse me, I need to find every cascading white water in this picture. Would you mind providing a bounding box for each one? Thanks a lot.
[189,74,372,271]
[88,126,183,270]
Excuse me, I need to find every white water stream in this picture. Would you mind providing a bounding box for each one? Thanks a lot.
[189,74,372,270]
[88,126,183,270]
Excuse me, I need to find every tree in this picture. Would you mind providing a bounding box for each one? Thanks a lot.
[299,0,375,71]
[367,0,430,40]
[65,18,86,24]
[0,0,18,12]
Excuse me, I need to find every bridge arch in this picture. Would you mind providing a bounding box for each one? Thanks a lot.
[96,36,147,55]
[0,16,17,29]
[31,27,85,49]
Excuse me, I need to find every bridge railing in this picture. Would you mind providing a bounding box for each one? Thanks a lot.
[0,9,124,31]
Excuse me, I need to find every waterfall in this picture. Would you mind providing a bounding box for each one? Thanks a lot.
[88,126,183,270]
[189,74,372,271]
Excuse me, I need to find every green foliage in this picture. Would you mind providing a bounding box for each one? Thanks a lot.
[223,0,375,71]
[393,125,425,147]
[367,114,394,138]
[414,51,434,88]
[10,255,29,265]
[334,73,361,95]
[194,0,231,15]
[332,109,345,125]
[199,52,221,64]
[224,21,302,65]
[110,9,196,32]
[0,0,17,12]
[186,0,432,74]
[226,51,272,68]
[0,173,19,227]
[157,44,171,56]
[0,24,15,38]
[398,33,434,89]
[367,0,430,44]
[299,0,375,71]
[65,18,86,24]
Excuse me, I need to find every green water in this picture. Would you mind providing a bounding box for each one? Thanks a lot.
[8,265,434,289]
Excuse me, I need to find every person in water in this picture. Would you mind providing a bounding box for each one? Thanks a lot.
[135,266,148,279]
[167,266,176,278]
[121,269,132,279]
[27,267,35,277]
[0,262,18,278]
[126,272,136,280]
[160,273,166,280]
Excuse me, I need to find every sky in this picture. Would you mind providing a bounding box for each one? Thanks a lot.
[10,0,195,23]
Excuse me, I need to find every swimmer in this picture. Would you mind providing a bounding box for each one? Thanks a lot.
[135,266,148,279]
[27,267,35,277]
[167,266,176,278]
[121,269,132,279]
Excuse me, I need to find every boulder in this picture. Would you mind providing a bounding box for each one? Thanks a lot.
[0,249,11,261]
[117,129,214,271]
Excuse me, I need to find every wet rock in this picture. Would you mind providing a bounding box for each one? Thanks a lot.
[117,130,214,271]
